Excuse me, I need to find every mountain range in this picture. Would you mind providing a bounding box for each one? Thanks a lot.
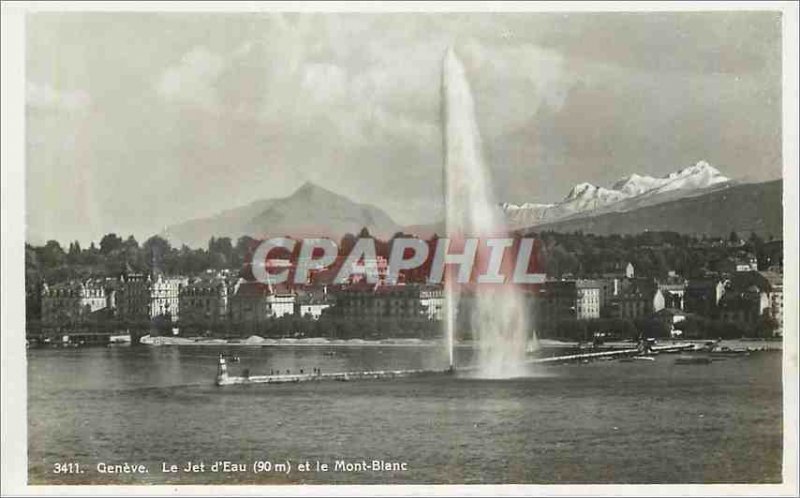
[161,161,781,247]
[500,161,733,229]
[526,179,782,238]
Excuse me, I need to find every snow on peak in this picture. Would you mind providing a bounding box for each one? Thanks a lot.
[667,160,722,180]
[500,160,731,229]
[565,182,597,200]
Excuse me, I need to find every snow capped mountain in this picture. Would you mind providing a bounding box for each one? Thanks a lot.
[501,161,732,229]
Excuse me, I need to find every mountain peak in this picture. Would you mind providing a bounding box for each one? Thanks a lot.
[565,182,597,200]
[290,181,346,202]
[294,180,324,194]
[668,160,722,179]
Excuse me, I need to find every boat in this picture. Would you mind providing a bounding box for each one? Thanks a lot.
[675,356,712,365]
[633,356,656,362]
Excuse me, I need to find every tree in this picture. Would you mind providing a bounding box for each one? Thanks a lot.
[143,236,172,272]
[234,236,258,268]
[208,237,233,268]
[728,231,740,245]
[67,241,82,264]
[123,235,139,250]
[39,240,66,268]
[100,233,124,255]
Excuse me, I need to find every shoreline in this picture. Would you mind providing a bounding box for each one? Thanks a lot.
[137,335,783,350]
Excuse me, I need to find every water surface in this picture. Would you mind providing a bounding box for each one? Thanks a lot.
[28,345,782,484]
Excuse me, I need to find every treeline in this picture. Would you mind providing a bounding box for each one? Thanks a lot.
[521,229,782,280]
[26,228,783,319]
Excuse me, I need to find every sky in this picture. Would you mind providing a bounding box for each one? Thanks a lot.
[26,11,783,246]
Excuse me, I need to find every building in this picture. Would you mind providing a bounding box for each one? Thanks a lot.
[760,271,784,336]
[527,281,578,334]
[657,273,687,310]
[718,285,770,324]
[609,278,664,319]
[331,283,426,319]
[229,279,296,323]
[716,252,759,273]
[419,285,445,321]
[116,273,188,323]
[684,278,727,318]
[40,279,108,325]
[575,280,602,319]
[179,277,230,326]
[150,274,188,321]
[718,271,783,335]
[295,288,332,320]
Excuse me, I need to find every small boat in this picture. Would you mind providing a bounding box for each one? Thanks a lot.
[633,356,656,362]
[710,349,750,357]
[675,356,712,365]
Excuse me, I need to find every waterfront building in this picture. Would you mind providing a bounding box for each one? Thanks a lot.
[295,288,332,320]
[575,280,602,319]
[718,271,783,335]
[657,274,688,310]
[116,273,188,323]
[229,279,296,323]
[718,285,770,324]
[609,278,664,319]
[179,277,229,326]
[40,279,108,325]
[684,278,727,318]
[527,281,578,334]
[419,285,445,321]
[150,274,188,321]
[331,283,426,319]
[760,271,783,336]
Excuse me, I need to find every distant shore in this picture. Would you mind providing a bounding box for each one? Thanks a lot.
[139,335,440,347]
[138,335,782,350]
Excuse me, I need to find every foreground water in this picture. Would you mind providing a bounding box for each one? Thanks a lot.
[28,344,782,484]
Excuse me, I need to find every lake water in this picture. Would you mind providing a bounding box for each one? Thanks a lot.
[28,344,783,484]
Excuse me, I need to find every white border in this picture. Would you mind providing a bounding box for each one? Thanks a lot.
[2,2,798,497]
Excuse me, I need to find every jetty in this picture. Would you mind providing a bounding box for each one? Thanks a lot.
[215,355,454,386]
[527,342,695,365]
[214,342,697,386]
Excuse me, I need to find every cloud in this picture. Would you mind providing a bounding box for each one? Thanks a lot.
[155,46,225,110]
[26,82,91,112]
[25,13,782,244]
[459,40,571,137]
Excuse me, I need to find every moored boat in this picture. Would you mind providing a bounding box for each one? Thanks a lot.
[675,356,712,365]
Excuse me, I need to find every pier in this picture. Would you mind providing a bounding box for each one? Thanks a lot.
[214,342,697,386]
[215,355,454,386]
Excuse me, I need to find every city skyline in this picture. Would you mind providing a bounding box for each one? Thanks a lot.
[27,12,783,246]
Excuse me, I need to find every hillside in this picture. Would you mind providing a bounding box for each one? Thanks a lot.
[162,182,399,247]
[524,180,782,238]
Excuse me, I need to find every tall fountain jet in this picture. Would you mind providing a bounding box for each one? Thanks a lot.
[442,47,533,378]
